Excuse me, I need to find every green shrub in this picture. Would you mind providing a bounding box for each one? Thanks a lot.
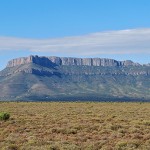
[0,112,10,121]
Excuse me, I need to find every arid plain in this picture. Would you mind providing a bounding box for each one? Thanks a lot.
[0,102,150,150]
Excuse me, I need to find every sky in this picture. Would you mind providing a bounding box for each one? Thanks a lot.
[0,0,150,70]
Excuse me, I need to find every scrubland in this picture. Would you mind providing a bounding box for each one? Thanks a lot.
[0,102,150,150]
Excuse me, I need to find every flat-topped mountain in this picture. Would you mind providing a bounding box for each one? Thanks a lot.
[7,55,141,68]
[0,55,150,101]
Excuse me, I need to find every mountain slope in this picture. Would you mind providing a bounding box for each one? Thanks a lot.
[0,56,150,101]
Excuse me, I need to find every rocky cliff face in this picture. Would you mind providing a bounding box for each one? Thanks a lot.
[7,55,141,68]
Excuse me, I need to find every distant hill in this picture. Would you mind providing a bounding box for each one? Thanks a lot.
[0,55,150,101]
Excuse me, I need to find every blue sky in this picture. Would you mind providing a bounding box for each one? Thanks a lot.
[0,0,150,70]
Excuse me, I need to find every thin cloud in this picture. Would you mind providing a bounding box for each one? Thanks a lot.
[0,28,150,55]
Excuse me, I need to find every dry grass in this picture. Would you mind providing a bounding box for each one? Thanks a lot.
[0,102,150,150]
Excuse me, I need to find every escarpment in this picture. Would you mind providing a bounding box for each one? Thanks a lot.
[0,55,150,101]
[3,55,149,76]
[6,55,141,68]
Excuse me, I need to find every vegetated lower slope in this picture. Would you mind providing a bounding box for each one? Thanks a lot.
[0,56,150,101]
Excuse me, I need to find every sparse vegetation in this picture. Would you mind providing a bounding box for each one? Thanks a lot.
[0,102,150,149]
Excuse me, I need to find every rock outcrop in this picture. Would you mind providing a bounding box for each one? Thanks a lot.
[6,55,141,68]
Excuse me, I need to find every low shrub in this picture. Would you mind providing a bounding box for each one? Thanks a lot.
[0,112,10,121]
